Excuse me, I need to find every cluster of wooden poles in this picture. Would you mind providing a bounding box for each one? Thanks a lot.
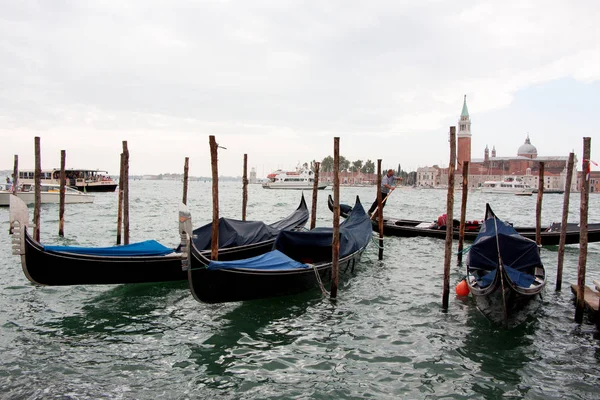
[9,138,134,245]
[16,134,595,322]
[441,128,597,326]
[207,136,389,299]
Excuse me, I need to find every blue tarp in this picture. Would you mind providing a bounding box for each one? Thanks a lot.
[207,249,310,271]
[468,204,542,289]
[273,196,372,264]
[477,265,536,288]
[206,196,372,271]
[44,240,175,256]
[191,195,308,250]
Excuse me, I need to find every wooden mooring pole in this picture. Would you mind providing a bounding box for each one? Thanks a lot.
[117,152,124,245]
[457,161,469,265]
[330,138,340,299]
[58,150,66,237]
[310,162,320,230]
[12,155,18,196]
[377,160,384,261]
[575,137,591,323]
[535,162,545,246]
[9,155,18,234]
[442,126,456,310]
[556,152,574,291]
[33,137,41,242]
[122,141,130,245]
[242,154,248,221]
[183,157,189,206]
[209,136,219,261]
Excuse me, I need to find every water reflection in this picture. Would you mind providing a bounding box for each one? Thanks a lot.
[188,291,322,387]
[39,282,188,337]
[459,307,538,398]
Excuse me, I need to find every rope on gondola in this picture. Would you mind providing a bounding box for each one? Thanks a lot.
[493,214,509,327]
[370,234,389,250]
[310,263,330,297]
[457,244,472,255]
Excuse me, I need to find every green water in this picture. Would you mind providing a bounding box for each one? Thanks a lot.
[1,181,599,399]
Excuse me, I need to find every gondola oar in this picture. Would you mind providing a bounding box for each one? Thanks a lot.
[493,215,509,327]
[370,188,395,221]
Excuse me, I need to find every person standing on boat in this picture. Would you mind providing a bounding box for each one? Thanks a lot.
[368,169,400,216]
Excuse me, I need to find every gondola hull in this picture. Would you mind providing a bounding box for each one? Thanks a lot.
[20,228,279,286]
[468,269,544,327]
[466,204,546,327]
[21,228,185,285]
[328,195,600,246]
[187,195,373,303]
[188,248,365,303]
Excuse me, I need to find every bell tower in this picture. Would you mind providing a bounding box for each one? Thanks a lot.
[456,95,472,173]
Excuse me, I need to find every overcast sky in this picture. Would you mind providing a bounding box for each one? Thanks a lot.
[1,0,599,177]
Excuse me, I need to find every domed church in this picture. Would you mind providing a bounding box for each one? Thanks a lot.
[454,96,577,191]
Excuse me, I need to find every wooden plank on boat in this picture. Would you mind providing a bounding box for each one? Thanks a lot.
[570,284,599,312]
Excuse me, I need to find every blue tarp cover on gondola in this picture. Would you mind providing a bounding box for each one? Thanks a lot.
[191,195,308,250]
[207,196,372,271]
[207,250,310,271]
[44,240,175,256]
[468,205,541,288]
[273,196,372,264]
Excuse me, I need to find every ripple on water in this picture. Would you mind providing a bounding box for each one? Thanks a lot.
[1,182,600,399]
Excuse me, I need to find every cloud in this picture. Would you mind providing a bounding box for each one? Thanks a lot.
[1,0,599,176]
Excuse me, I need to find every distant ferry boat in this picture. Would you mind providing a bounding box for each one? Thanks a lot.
[262,168,327,190]
[480,176,533,196]
[17,169,118,192]
[0,183,94,206]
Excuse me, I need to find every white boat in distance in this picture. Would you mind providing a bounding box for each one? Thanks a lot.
[18,168,118,192]
[0,183,94,206]
[480,176,533,196]
[262,168,328,190]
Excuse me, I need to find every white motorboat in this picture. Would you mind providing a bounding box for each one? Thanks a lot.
[262,168,328,190]
[18,168,118,192]
[480,176,533,196]
[0,183,94,206]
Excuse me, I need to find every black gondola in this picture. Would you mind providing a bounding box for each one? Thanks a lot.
[186,196,373,303]
[465,204,545,326]
[9,194,308,286]
[327,194,600,246]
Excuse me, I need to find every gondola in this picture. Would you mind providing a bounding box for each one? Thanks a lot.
[465,204,545,326]
[327,195,600,246]
[9,194,308,286]
[185,196,373,303]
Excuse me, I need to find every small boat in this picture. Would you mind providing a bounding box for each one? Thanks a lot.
[185,196,372,303]
[480,176,533,196]
[9,194,308,286]
[262,168,327,190]
[0,183,94,206]
[466,204,546,326]
[327,195,600,246]
[18,168,118,192]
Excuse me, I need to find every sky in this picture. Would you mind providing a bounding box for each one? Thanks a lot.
[1,0,599,177]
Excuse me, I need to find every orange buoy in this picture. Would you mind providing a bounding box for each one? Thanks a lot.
[455,279,470,296]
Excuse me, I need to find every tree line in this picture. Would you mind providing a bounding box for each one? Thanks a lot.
[309,156,411,178]
[310,157,376,174]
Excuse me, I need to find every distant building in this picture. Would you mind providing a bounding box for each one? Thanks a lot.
[249,167,257,184]
[416,166,441,187]
[417,96,578,191]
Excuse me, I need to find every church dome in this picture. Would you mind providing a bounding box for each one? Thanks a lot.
[517,135,537,156]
